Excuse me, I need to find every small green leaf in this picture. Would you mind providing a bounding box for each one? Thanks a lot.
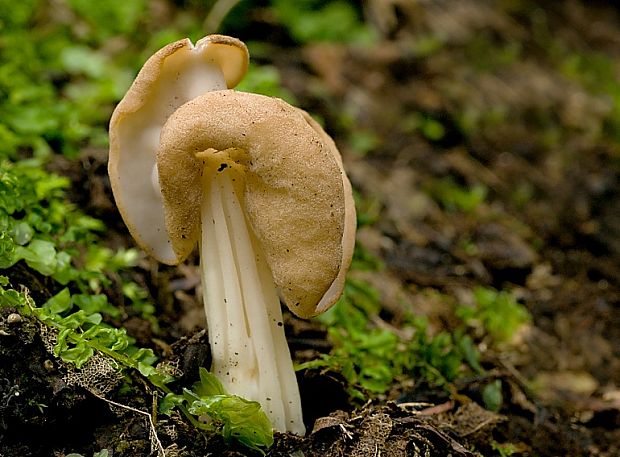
[459,287,531,344]
[194,367,226,397]
[0,232,16,268]
[482,379,503,412]
[137,361,157,377]
[16,239,57,275]
[34,175,69,199]
[54,328,72,357]
[44,288,72,314]
[187,394,274,451]
[148,372,175,389]
[60,343,94,368]
[52,251,76,285]
[0,287,27,307]
[82,326,129,351]
[159,393,185,416]
[130,347,158,365]
[61,46,107,78]
[421,118,445,141]
[73,293,121,318]
[456,334,484,374]
[58,310,102,329]
[11,221,33,245]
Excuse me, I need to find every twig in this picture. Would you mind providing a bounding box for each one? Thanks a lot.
[398,401,456,416]
[92,391,166,457]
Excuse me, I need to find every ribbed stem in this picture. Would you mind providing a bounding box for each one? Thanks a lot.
[199,167,306,434]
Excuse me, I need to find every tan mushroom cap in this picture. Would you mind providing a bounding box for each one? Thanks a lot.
[298,109,356,315]
[157,90,356,318]
[108,35,249,265]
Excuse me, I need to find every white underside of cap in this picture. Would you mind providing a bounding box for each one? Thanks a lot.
[115,43,227,264]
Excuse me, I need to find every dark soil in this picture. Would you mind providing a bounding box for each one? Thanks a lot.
[2,0,620,456]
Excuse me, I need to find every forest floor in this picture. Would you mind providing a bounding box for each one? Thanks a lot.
[1,1,620,456]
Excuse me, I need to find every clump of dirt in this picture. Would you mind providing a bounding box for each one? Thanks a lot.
[0,308,115,456]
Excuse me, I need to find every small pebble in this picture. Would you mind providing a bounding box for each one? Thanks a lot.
[7,313,22,324]
[44,359,55,372]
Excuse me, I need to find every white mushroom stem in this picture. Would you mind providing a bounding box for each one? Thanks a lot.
[199,166,306,435]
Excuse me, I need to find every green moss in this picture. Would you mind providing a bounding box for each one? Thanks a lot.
[271,0,376,45]
[299,257,485,400]
[425,177,488,213]
[457,287,531,345]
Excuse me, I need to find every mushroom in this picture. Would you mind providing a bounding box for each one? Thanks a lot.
[108,36,356,435]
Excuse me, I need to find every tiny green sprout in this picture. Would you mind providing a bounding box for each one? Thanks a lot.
[0,275,26,307]
[427,177,487,213]
[160,368,274,453]
[491,440,519,457]
[27,399,48,414]
[457,287,531,345]
[482,379,503,412]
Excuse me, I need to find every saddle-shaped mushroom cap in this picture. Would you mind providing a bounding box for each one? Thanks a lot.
[156,90,356,318]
